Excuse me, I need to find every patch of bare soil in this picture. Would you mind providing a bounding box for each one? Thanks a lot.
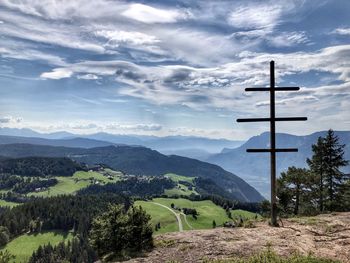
[125,212,350,263]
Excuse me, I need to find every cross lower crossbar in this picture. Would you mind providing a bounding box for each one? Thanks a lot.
[245,87,300,91]
[236,117,307,122]
[247,148,298,153]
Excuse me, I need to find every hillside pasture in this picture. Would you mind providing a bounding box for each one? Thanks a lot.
[163,173,198,197]
[0,230,72,263]
[136,198,252,234]
[28,170,121,197]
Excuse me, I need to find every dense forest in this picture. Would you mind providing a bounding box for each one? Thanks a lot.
[78,177,175,198]
[0,157,84,177]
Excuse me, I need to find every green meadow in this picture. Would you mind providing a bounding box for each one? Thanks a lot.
[164,173,198,197]
[136,197,258,234]
[0,231,73,263]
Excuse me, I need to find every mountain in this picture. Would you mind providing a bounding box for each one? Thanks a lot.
[206,131,350,197]
[0,128,243,158]
[0,143,264,202]
[0,128,75,139]
[0,135,114,148]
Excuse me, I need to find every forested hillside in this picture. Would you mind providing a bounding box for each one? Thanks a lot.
[0,157,84,177]
[0,144,264,202]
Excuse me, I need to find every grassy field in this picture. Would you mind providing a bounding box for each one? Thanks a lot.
[135,200,179,234]
[164,173,198,197]
[0,170,122,202]
[164,173,195,183]
[29,170,120,197]
[153,198,231,229]
[0,199,20,208]
[1,230,73,263]
[136,198,261,234]
[231,209,261,220]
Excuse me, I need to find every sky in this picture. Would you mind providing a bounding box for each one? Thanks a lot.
[0,0,349,140]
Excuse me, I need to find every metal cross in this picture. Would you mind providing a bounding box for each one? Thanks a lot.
[236,61,307,226]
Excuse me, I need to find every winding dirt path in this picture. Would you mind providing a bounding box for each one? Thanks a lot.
[151,202,183,232]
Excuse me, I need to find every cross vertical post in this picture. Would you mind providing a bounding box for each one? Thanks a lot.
[236,61,307,226]
[270,61,277,226]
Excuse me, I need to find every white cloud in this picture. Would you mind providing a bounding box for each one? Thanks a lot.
[77,74,100,80]
[0,0,125,20]
[332,27,350,36]
[40,68,73,79]
[122,3,189,24]
[106,123,162,131]
[0,10,105,54]
[267,31,309,47]
[37,44,350,114]
[95,30,160,46]
[228,4,282,29]
[0,116,22,124]
[0,44,66,66]
[256,96,319,107]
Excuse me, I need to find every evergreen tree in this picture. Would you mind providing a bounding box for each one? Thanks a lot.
[307,137,327,212]
[277,167,310,215]
[323,130,349,210]
[125,206,153,251]
[89,204,153,260]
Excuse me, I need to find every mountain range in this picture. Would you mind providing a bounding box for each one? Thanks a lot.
[0,143,264,202]
[1,128,348,198]
[0,128,243,158]
[206,131,350,197]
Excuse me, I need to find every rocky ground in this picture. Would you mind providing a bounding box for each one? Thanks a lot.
[125,212,350,263]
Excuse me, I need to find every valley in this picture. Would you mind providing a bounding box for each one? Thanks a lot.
[0,129,348,262]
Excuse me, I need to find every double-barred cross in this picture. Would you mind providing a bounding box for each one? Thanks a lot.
[236,61,307,226]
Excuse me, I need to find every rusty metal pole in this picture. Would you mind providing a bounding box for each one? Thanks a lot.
[270,61,278,226]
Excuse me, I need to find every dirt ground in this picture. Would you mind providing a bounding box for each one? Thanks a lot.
[125,212,350,263]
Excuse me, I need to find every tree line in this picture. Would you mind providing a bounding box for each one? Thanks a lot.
[277,129,349,216]
[77,176,175,198]
[0,157,84,177]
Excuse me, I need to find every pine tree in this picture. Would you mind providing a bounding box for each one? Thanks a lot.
[307,137,326,212]
[323,130,349,210]
[278,167,310,215]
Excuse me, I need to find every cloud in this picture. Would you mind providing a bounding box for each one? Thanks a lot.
[95,30,160,47]
[256,96,319,107]
[0,45,66,66]
[40,68,73,79]
[0,10,105,54]
[0,116,22,124]
[109,123,163,132]
[228,4,283,30]
[332,27,350,36]
[122,3,190,24]
[37,44,350,113]
[77,74,100,80]
[267,31,309,47]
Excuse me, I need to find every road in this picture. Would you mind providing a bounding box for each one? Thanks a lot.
[180,212,193,230]
[152,202,183,232]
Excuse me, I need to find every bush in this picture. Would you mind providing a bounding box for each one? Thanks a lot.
[89,204,153,260]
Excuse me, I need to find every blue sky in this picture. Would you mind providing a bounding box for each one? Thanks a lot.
[0,0,349,139]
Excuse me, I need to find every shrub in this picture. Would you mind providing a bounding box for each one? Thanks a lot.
[89,204,153,260]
